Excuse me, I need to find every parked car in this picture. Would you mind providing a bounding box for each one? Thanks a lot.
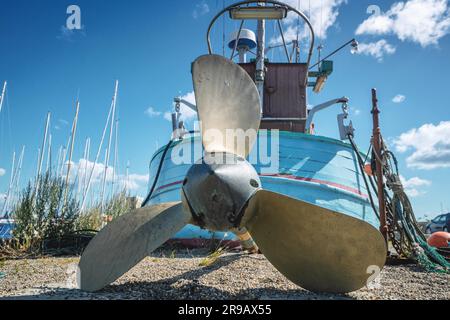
[425,213,450,234]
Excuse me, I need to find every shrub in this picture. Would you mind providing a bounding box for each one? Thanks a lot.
[12,172,80,252]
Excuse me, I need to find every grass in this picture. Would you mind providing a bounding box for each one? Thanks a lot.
[199,247,226,267]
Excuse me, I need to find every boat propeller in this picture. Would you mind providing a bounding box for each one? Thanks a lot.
[78,55,387,293]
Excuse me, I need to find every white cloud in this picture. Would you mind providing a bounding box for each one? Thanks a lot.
[356,0,450,47]
[400,175,432,197]
[63,159,149,192]
[270,0,346,44]
[0,168,5,177]
[394,121,450,169]
[355,39,396,61]
[392,94,406,103]
[193,1,210,19]
[145,107,162,118]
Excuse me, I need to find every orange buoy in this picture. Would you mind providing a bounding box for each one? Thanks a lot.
[427,232,450,248]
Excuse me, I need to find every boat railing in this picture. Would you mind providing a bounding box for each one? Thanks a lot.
[205,0,315,68]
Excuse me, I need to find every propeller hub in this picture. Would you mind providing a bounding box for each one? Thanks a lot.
[182,152,261,231]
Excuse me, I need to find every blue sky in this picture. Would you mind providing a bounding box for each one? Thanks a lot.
[0,0,449,219]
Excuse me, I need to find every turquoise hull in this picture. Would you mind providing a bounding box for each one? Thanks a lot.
[147,131,377,241]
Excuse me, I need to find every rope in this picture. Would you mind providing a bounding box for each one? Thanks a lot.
[383,150,450,273]
[349,133,449,272]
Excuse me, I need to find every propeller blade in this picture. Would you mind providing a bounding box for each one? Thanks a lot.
[78,202,190,292]
[243,190,387,293]
[192,54,261,158]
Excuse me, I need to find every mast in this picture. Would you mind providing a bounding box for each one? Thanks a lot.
[255,3,266,114]
[46,134,52,173]
[1,147,25,217]
[37,113,50,179]
[80,86,115,212]
[1,151,15,216]
[83,137,91,196]
[56,146,63,177]
[100,80,119,213]
[35,148,41,177]
[59,147,67,177]
[111,119,119,196]
[0,81,6,113]
[63,100,80,207]
[371,89,388,243]
[77,137,90,199]
[13,146,25,206]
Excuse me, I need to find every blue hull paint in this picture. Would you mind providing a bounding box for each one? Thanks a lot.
[147,131,378,240]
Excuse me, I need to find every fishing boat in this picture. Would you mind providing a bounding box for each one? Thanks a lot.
[142,1,378,244]
[78,0,387,294]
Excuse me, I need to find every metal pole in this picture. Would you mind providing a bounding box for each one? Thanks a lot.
[59,147,67,178]
[37,112,50,179]
[63,100,80,209]
[46,134,52,173]
[371,88,388,242]
[100,80,119,214]
[112,119,119,196]
[1,151,15,216]
[0,81,6,113]
[83,137,91,196]
[14,146,25,198]
[56,146,62,177]
[77,137,90,199]
[80,92,114,212]
[35,112,51,199]
[256,6,266,114]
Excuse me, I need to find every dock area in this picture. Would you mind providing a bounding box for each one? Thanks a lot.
[1,249,448,300]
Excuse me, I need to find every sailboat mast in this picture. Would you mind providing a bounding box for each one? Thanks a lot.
[111,119,119,196]
[14,146,25,204]
[77,137,90,199]
[0,81,6,113]
[100,80,119,213]
[46,134,52,173]
[37,112,51,179]
[1,151,15,216]
[64,100,80,202]
[83,137,91,196]
[80,85,115,212]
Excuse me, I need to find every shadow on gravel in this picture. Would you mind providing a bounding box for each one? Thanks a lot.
[1,253,354,300]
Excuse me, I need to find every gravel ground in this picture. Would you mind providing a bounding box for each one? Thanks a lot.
[0,249,448,300]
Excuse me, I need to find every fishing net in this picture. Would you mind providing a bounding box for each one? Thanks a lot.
[349,135,450,273]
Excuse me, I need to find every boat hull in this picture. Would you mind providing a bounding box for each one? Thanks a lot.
[147,131,378,242]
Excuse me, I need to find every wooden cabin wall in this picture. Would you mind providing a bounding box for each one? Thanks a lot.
[239,62,308,133]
